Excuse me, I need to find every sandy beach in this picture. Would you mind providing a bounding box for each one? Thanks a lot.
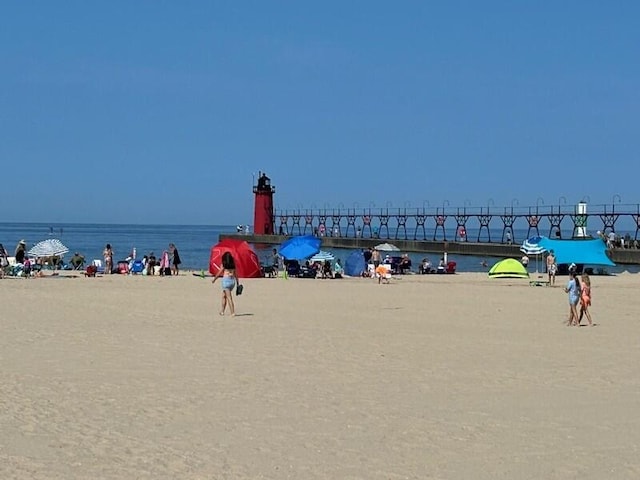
[1,271,640,479]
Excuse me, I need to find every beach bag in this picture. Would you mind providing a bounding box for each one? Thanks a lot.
[236,283,244,296]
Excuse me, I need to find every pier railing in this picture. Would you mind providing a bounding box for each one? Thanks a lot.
[272,203,640,245]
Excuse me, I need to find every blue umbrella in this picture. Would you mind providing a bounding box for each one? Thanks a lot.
[278,235,321,260]
[344,250,366,277]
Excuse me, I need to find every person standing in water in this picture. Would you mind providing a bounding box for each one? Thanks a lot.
[212,251,237,316]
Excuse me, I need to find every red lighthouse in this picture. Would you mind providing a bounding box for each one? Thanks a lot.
[253,172,275,235]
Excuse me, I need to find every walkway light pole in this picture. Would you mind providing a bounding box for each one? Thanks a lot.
[612,194,621,214]
[440,200,450,216]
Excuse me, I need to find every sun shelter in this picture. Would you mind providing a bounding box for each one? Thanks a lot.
[488,258,529,279]
[344,250,366,277]
[209,239,262,278]
[538,238,615,266]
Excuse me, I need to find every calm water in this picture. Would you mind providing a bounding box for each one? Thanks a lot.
[1,223,637,274]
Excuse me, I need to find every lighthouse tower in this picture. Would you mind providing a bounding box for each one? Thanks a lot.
[253,172,275,235]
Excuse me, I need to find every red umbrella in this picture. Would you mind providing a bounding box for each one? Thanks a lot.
[209,239,262,278]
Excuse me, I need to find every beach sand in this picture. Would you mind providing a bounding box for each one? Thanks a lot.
[1,271,640,479]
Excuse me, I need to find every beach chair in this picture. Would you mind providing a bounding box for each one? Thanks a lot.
[130,260,144,274]
[92,259,105,274]
[84,264,98,277]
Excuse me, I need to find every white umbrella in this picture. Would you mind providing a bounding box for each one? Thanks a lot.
[28,238,69,258]
[374,242,400,252]
[309,250,335,262]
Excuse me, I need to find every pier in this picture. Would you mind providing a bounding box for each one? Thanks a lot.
[224,199,640,264]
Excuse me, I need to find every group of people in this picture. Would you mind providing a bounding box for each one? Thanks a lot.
[102,243,182,276]
[564,271,594,327]
[0,240,60,278]
[269,248,344,279]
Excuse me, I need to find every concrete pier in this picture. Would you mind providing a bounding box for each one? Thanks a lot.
[219,233,640,265]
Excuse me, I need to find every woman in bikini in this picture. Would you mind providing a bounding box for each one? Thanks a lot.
[579,272,594,326]
[212,251,237,316]
[103,244,114,274]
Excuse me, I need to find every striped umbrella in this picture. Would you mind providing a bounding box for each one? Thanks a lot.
[520,236,547,255]
[28,238,69,257]
[309,250,335,263]
[520,236,547,273]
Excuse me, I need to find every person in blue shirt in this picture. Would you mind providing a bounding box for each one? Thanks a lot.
[564,271,581,326]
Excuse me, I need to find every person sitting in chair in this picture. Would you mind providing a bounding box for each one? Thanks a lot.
[419,257,432,274]
[398,254,412,274]
[322,260,333,279]
[70,252,85,270]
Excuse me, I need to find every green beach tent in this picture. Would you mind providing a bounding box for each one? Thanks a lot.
[488,258,529,279]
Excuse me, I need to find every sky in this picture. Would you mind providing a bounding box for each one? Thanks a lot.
[1,1,639,225]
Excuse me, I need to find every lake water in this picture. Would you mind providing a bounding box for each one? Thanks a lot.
[1,223,637,274]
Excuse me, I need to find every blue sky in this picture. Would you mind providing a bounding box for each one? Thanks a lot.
[1,1,638,225]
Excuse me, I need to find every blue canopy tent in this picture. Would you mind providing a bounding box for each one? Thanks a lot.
[538,238,615,266]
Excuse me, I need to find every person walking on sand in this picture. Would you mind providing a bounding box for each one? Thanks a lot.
[564,271,581,326]
[546,250,557,286]
[578,272,594,326]
[212,251,237,316]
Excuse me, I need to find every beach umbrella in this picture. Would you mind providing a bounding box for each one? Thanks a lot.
[209,239,262,278]
[520,236,548,273]
[309,250,335,263]
[374,242,400,252]
[344,250,366,277]
[278,235,321,260]
[27,238,69,258]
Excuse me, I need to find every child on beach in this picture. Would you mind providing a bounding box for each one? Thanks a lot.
[212,251,237,316]
[564,271,581,326]
[579,273,594,326]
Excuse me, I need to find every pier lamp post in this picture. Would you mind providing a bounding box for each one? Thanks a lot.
[558,196,566,215]
[612,194,621,216]
[486,198,494,214]
[441,199,450,216]
[536,197,544,214]
[510,198,519,214]
[422,200,430,214]
[404,200,411,214]
[368,201,376,215]
[352,202,360,214]
[385,201,393,215]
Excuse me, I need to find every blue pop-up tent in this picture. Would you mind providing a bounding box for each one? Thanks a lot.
[344,250,366,277]
[538,238,615,266]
